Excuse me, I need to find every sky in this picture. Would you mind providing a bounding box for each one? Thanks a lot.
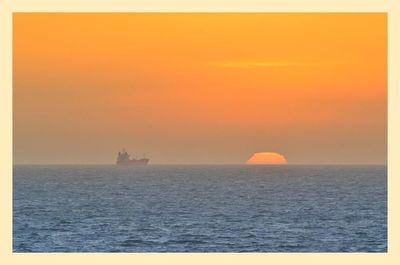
[13,13,387,164]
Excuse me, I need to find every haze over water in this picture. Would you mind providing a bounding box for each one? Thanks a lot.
[13,165,387,252]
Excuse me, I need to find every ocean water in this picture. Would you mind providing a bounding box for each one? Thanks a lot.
[13,165,387,252]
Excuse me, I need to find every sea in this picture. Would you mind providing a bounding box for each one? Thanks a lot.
[13,165,387,252]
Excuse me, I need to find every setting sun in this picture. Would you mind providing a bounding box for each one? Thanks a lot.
[246,152,288,165]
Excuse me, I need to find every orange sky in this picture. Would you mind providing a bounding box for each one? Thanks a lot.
[13,13,387,164]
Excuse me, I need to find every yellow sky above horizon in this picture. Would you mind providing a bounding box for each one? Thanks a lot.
[13,13,387,164]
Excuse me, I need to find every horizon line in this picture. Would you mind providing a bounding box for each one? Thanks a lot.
[13,163,387,166]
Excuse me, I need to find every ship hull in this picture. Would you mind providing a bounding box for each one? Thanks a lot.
[116,159,149,166]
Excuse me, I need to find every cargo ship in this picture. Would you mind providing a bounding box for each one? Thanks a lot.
[116,149,149,166]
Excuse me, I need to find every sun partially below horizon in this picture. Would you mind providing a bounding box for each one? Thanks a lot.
[246,152,288,165]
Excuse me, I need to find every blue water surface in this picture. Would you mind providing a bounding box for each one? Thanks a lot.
[13,165,387,252]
